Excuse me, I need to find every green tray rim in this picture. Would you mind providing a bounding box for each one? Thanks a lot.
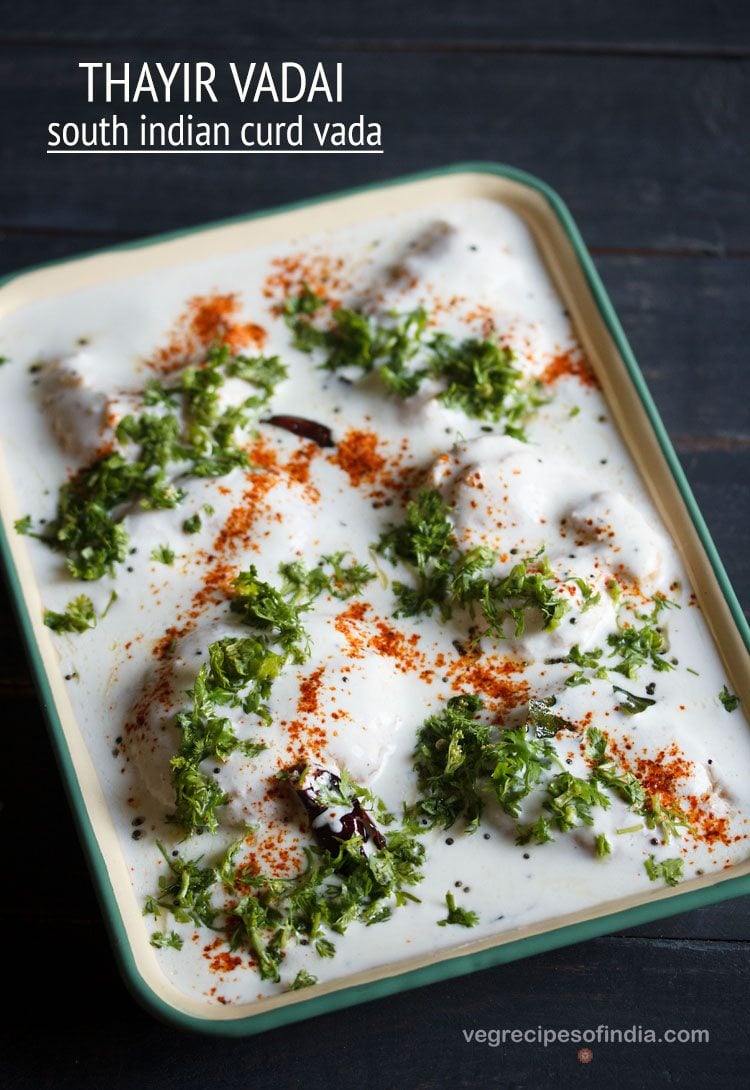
[0,160,747,1037]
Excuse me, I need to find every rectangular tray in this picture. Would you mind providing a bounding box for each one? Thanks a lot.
[1,163,748,1036]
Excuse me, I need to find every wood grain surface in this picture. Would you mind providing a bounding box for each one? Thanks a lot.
[3,45,748,252]
[1,4,748,1087]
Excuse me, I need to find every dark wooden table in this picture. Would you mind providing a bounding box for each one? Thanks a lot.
[2,4,748,1087]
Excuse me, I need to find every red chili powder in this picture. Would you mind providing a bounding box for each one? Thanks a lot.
[208,951,243,975]
[297,666,325,716]
[149,293,267,374]
[263,252,349,308]
[286,443,321,499]
[541,350,599,388]
[605,738,734,848]
[330,429,386,488]
[447,655,529,713]
[368,620,424,674]
[334,600,370,660]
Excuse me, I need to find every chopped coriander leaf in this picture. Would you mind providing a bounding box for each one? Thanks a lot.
[607,597,676,678]
[644,854,684,887]
[565,672,590,688]
[410,694,490,831]
[284,292,544,435]
[380,362,429,402]
[43,594,97,634]
[150,544,176,565]
[377,493,568,636]
[182,513,202,534]
[432,337,545,437]
[595,833,611,858]
[225,350,288,398]
[286,292,429,384]
[279,552,375,603]
[0,355,9,367]
[43,458,133,580]
[378,307,431,397]
[410,695,559,833]
[599,766,647,810]
[641,795,691,842]
[150,930,183,950]
[227,894,281,980]
[100,589,118,619]
[719,685,740,713]
[115,411,183,466]
[377,489,456,619]
[447,545,497,601]
[378,488,454,576]
[463,551,570,639]
[38,344,286,581]
[231,566,310,662]
[437,891,479,928]
[14,514,33,535]
[585,727,608,763]
[237,740,267,758]
[557,643,603,670]
[515,816,554,845]
[290,969,318,990]
[429,332,536,431]
[365,906,393,927]
[321,552,375,599]
[220,827,424,982]
[574,579,601,612]
[606,579,622,604]
[544,772,610,831]
[281,286,327,351]
[282,286,324,317]
[170,753,229,836]
[169,557,380,835]
[322,306,381,373]
[279,559,332,602]
[318,306,384,373]
[586,728,646,809]
[207,636,284,717]
[651,592,680,615]
[170,639,273,834]
[143,378,178,406]
[488,728,558,817]
[153,843,218,927]
[612,685,656,715]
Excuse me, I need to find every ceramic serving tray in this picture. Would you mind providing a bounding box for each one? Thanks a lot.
[0,163,747,1036]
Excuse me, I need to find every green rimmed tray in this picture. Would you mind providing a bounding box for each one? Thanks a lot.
[0,162,747,1035]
